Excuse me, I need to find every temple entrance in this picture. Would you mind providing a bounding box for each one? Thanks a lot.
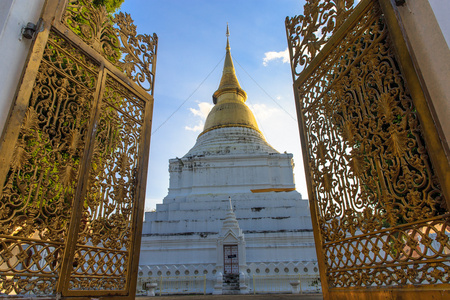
[223,245,239,274]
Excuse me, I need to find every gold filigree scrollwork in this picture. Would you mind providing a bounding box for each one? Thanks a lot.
[286,0,354,77]
[63,0,158,92]
[69,248,128,290]
[0,30,99,295]
[289,0,449,290]
[68,75,143,291]
[113,13,158,92]
[63,0,119,60]
[2,0,154,296]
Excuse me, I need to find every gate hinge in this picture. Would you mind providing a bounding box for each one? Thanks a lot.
[20,18,44,41]
[21,22,36,39]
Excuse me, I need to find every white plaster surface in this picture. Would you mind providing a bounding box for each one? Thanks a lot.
[429,0,450,48]
[167,127,296,197]
[0,0,45,135]
[398,0,450,152]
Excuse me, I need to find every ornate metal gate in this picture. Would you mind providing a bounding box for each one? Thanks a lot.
[286,0,449,299]
[0,0,157,298]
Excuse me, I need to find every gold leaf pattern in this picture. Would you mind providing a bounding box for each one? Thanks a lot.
[11,144,30,170]
[22,107,40,132]
[385,129,409,157]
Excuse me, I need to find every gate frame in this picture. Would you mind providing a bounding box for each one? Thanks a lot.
[287,0,450,299]
[0,0,156,298]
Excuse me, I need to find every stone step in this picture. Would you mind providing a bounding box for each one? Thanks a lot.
[223,273,240,292]
[223,284,239,287]
[222,290,241,295]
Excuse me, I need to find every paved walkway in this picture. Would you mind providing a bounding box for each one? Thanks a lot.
[138,294,323,300]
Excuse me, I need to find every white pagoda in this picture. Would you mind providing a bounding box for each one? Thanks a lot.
[137,29,319,295]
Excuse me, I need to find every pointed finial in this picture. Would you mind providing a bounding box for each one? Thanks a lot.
[226,23,230,51]
[228,196,233,211]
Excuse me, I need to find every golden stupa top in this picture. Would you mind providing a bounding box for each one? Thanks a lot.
[201,25,261,136]
[212,25,247,104]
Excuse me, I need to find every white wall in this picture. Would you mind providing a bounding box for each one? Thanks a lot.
[429,0,450,48]
[0,0,45,135]
[397,0,450,153]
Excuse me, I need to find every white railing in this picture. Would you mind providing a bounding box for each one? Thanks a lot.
[252,274,303,294]
[139,275,207,296]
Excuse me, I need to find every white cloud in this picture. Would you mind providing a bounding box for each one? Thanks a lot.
[248,103,281,121]
[185,101,214,132]
[263,48,289,66]
[145,197,159,212]
[185,121,204,132]
[189,102,213,119]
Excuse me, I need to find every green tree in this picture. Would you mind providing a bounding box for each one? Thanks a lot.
[93,0,125,13]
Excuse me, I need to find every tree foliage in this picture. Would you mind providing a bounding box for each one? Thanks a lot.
[93,0,125,13]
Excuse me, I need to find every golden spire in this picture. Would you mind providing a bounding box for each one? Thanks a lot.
[201,25,261,136]
[212,24,247,104]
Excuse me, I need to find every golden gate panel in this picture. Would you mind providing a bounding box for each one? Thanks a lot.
[67,74,146,292]
[0,0,157,298]
[286,0,449,298]
[0,27,100,297]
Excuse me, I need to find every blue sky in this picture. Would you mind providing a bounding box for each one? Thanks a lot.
[120,0,308,210]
